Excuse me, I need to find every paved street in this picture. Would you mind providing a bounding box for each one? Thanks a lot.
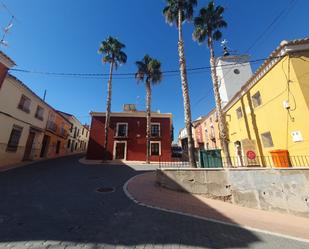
[0,155,308,249]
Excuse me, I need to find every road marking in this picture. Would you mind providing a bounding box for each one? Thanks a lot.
[123,173,309,244]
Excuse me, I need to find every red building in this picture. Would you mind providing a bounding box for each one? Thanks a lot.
[87,109,173,162]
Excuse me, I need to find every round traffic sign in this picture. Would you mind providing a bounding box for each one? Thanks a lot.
[247,150,256,160]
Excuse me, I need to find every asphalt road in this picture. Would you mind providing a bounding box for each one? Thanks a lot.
[0,155,308,249]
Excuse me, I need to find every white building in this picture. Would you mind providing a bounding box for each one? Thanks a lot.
[217,54,253,107]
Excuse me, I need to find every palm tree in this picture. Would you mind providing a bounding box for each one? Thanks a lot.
[98,36,127,158]
[193,1,232,166]
[163,0,197,167]
[135,55,163,164]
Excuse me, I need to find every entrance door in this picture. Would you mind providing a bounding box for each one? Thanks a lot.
[40,135,50,158]
[115,142,126,160]
[23,131,35,161]
[56,140,61,154]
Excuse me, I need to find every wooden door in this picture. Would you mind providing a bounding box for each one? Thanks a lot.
[56,140,61,154]
[115,142,125,159]
[23,131,35,161]
[40,135,50,158]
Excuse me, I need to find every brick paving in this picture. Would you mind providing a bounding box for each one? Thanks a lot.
[0,155,308,248]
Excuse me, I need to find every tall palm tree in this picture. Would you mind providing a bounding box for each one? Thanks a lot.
[193,1,232,166]
[135,55,163,164]
[98,36,127,158]
[163,0,197,167]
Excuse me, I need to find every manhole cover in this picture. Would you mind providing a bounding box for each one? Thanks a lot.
[96,187,115,193]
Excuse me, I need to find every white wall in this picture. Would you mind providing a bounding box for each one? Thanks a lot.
[217,55,253,106]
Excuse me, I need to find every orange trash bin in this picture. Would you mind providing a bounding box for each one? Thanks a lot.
[270,150,290,168]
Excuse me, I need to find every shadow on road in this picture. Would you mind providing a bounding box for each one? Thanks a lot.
[0,155,285,248]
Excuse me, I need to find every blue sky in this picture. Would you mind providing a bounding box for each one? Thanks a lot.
[1,0,308,140]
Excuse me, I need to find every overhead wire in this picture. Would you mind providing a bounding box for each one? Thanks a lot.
[190,0,299,111]
[9,56,282,80]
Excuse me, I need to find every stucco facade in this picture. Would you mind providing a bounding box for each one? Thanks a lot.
[0,74,64,167]
[224,39,309,166]
[0,51,75,168]
[87,111,172,162]
[199,110,221,150]
[40,111,72,159]
[58,111,89,154]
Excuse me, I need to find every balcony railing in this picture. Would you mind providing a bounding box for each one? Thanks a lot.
[59,128,68,138]
[46,121,57,132]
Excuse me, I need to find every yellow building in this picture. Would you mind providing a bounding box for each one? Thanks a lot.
[224,38,309,167]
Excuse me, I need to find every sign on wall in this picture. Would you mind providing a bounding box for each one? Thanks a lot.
[241,139,260,166]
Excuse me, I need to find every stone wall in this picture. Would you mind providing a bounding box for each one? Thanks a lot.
[156,168,309,217]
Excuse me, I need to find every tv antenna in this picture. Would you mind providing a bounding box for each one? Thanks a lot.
[0,3,16,47]
[0,15,14,47]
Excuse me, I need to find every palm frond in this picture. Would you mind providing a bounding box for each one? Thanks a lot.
[98,36,127,69]
[163,0,197,26]
[193,1,227,46]
[135,55,163,86]
[212,30,222,41]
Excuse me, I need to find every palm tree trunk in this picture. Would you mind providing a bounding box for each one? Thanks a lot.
[104,61,114,159]
[208,38,232,167]
[146,80,151,164]
[177,9,196,168]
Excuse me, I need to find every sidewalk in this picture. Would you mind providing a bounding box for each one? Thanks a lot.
[80,157,160,166]
[79,157,159,171]
[124,172,309,242]
[0,153,84,173]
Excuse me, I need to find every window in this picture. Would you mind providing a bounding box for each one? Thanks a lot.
[252,91,262,108]
[35,106,44,121]
[47,113,57,132]
[82,128,84,135]
[67,139,71,148]
[6,125,23,152]
[236,107,243,119]
[60,123,66,137]
[151,123,160,137]
[150,142,161,156]
[116,123,128,137]
[18,95,31,113]
[234,69,240,75]
[261,132,274,148]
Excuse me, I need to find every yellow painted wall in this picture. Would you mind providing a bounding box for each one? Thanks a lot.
[226,53,309,166]
[0,75,72,168]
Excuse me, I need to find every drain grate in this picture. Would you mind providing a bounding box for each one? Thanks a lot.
[96,187,115,193]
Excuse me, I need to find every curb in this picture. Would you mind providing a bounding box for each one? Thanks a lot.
[79,157,160,167]
[123,173,309,244]
[0,153,84,173]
